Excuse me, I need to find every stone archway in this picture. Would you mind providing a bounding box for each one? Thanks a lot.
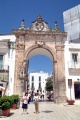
[13,16,67,103]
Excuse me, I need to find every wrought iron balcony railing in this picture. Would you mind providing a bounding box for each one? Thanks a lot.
[31,87,35,91]
[0,65,9,81]
[68,61,80,69]
[0,65,9,71]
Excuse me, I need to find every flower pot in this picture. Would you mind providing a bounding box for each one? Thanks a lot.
[67,100,75,105]
[11,104,17,109]
[2,109,10,116]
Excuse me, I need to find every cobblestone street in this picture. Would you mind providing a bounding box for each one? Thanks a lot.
[0,100,80,120]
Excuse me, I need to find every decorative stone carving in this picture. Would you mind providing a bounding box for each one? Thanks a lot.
[25,35,54,41]
[19,19,25,30]
[16,44,25,50]
[18,60,28,79]
[35,41,45,46]
[55,45,64,51]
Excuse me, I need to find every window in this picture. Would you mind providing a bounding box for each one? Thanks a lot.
[39,76,41,81]
[31,76,34,89]
[32,83,34,88]
[32,76,34,81]
[39,82,41,89]
[72,53,78,62]
[0,55,3,70]
[39,76,41,89]
[0,84,3,87]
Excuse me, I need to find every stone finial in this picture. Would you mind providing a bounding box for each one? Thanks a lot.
[54,21,60,32]
[19,19,25,30]
[37,15,42,22]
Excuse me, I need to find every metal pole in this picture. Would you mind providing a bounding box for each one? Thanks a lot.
[70,86,72,99]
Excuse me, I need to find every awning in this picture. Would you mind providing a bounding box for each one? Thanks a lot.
[0,86,5,91]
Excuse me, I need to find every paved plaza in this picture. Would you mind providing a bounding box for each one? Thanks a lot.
[0,100,80,120]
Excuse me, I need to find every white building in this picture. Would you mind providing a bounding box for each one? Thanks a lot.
[63,4,80,100]
[29,71,48,92]
[0,34,16,96]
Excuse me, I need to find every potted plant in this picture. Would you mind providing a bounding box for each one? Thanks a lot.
[2,101,10,116]
[66,99,75,105]
[11,95,19,109]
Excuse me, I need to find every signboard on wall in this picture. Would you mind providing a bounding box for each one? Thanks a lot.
[68,79,72,87]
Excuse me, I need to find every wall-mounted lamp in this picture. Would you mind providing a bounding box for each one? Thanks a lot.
[77,79,80,81]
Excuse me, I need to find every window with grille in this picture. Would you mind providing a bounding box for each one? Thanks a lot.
[39,76,41,81]
[32,83,34,88]
[39,82,41,89]
[72,53,78,62]
[32,76,34,81]
[39,76,41,89]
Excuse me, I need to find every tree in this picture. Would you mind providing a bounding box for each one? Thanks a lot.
[45,77,53,91]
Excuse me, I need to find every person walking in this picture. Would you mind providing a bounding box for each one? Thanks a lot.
[22,92,29,114]
[39,90,42,100]
[47,91,51,101]
[42,90,45,100]
[33,92,40,114]
[28,92,31,104]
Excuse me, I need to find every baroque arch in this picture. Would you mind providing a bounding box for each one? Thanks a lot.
[25,44,54,60]
[13,16,67,103]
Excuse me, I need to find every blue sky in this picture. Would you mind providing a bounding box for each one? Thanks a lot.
[0,0,80,74]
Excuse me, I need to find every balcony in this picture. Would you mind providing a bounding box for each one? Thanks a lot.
[0,65,9,82]
[38,87,42,91]
[0,40,9,54]
[31,87,35,91]
[68,62,80,74]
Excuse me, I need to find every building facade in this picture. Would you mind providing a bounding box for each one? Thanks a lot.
[0,35,16,96]
[29,71,48,92]
[63,4,80,100]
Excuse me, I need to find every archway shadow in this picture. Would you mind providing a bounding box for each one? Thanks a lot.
[39,99,54,103]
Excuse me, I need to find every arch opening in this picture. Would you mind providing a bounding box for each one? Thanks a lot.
[26,47,54,61]
[25,47,54,101]
[28,55,53,97]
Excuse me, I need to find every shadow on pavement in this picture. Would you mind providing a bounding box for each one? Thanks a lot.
[39,99,54,102]
[42,110,53,113]
[8,112,14,117]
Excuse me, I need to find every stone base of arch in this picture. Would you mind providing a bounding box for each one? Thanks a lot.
[53,78,66,103]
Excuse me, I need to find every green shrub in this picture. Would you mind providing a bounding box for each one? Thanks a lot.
[11,95,19,104]
[2,101,10,110]
[0,105,2,109]
[0,96,8,106]
[8,96,14,106]
[0,96,14,108]
[0,95,19,110]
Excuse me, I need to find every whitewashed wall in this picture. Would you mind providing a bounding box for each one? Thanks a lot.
[29,71,48,92]
[63,4,80,100]
[0,35,16,95]
[64,41,80,99]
